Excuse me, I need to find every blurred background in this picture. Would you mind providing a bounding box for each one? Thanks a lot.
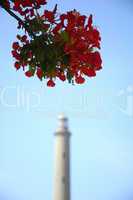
[0,0,133,200]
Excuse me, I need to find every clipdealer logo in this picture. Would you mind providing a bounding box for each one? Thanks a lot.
[0,84,133,118]
[117,85,133,117]
[0,85,41,112]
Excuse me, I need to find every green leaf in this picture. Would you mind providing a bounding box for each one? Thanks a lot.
[60,31,69,42]
[67,71,73,83]
[63,54,69,65]
[29,65,36,74]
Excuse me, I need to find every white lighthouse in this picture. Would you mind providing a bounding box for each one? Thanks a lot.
[53,114,71,200]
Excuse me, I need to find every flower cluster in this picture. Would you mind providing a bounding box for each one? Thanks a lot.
[3,0,102,87]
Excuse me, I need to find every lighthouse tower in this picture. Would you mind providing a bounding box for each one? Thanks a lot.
[53,114,71,200]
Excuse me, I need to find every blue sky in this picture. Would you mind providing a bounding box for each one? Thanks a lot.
[0,0,133,200]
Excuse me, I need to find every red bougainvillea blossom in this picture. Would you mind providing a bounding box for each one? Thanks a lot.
[0,0,102,87]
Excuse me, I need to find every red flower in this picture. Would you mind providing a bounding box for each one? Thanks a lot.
[21,35,27,43]
[67,11,76,23]
[30,9,35,17]
[36,0,47,5]
[82,67,96,77]
[12,42,20,50]
[13,1,21,11]
[86,29,101,48]
[60,14,68,27]
[25,70,33,77]
[47,79,55,87]
[11,50,21,60]
[75,75,85,84]
[87,14,93,29]
[43,23,50,30]
[43,10,55,23]
[57,72,66,81]
[14,62,21,70]
[91,51,102,70]
[77,15,86,27]
[75,40,87,51]
[53,23,62,34]
[22,0,32,7]
[60,74,66,81]
[36,68,43,80]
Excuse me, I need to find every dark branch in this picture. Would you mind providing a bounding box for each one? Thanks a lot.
[0,2,35,38]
